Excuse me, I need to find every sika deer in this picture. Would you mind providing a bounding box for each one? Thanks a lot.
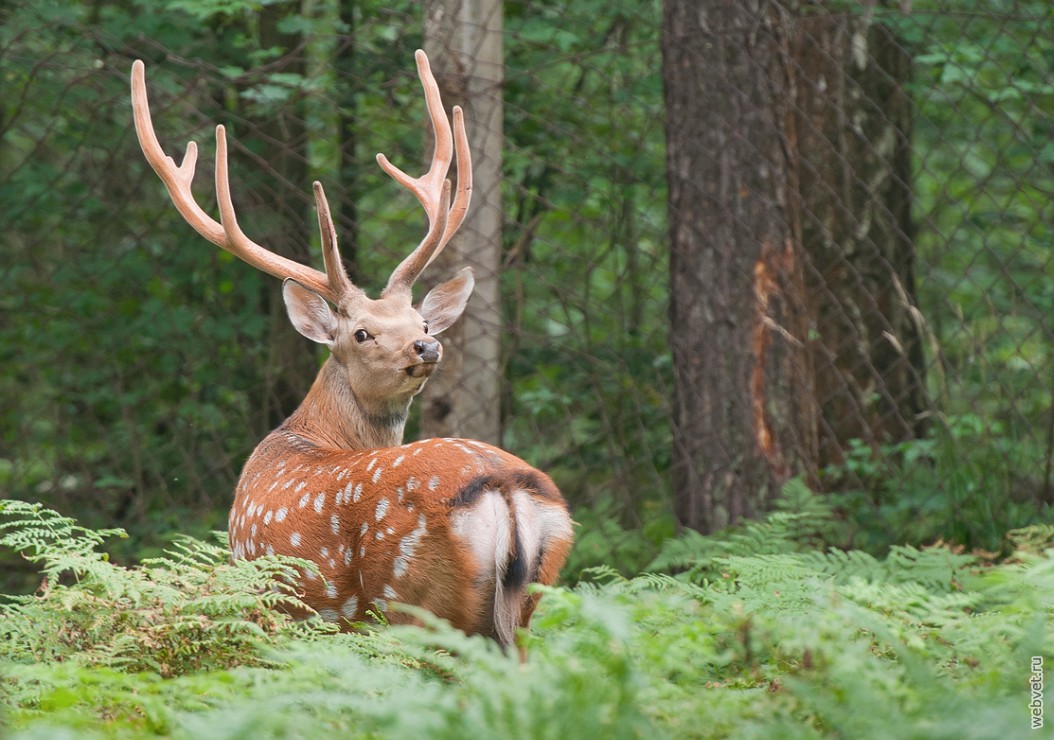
[130,51,573,649]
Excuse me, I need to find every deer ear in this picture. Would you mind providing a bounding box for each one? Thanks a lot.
[420,267,474,335]
[283,279,337,346]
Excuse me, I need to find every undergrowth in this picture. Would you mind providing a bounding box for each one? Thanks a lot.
[2,492,1052,738]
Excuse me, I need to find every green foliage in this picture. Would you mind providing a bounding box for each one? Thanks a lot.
[0,499,321,681]
[891,2,1054,514]
[821,416,1053,552]
[3,500,1051,738]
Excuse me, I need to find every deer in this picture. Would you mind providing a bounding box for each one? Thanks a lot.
[130,51,573,652]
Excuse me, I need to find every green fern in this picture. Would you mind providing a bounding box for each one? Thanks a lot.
[0,498,322,679]
[2,498,1052,738]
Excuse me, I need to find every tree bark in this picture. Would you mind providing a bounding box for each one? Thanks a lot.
[333,1,359,282]
[663,0,816,533]
[420,0,504,444]
[254,8,318,432]
[663,0,925,532]
[793,6,926,467]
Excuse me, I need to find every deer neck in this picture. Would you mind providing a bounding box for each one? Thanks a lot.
[281,357,409,451]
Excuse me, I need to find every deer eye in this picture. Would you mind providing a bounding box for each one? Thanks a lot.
[423,322,430,334]
[353,329,372,343]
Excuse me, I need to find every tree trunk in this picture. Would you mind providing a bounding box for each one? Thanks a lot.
[663,0,925,532]
[334,1,359,283]
[420,0,504,444]
[663,0,816,533]
[254,7,319,433]
[793,6,926,467]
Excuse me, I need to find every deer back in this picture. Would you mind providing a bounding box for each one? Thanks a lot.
[229,433,573,644]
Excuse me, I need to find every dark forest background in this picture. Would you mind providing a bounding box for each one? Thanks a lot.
[2,0,1052,592]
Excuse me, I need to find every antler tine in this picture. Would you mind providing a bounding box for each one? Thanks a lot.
[378,49,472,297]
[385,180,452,294]
[312,181,358,300]
[131,60,342,303]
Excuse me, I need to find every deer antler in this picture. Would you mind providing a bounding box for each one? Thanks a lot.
[130,60,356,305]
[378,49,473,297]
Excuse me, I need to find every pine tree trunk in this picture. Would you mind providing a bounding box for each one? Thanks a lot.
[793,7,926,467]
[256,8,319,433]
[663,0,925,532]
[420,0,504,444]
[663,0,816,533]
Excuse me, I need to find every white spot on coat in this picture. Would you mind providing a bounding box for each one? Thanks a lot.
[290,532,302,547]
[375,498,390,521]
[393,515,428,579]
[274,507,288,523]
[338,481,354,505]
[313,492,325,514]
[341,595,359,618]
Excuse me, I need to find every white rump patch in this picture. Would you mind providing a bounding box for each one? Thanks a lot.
[451,489,509,591]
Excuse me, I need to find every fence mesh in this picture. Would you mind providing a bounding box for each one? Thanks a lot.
[1,1,1051,582]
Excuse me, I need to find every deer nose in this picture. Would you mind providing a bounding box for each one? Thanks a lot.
[413,339,441,363]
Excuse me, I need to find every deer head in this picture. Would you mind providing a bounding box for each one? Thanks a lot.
[131,51,474,429]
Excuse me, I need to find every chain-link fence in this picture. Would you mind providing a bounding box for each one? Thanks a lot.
[2,1,1051,582]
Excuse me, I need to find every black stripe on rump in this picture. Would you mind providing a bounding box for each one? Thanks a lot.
[450,470,563,509]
